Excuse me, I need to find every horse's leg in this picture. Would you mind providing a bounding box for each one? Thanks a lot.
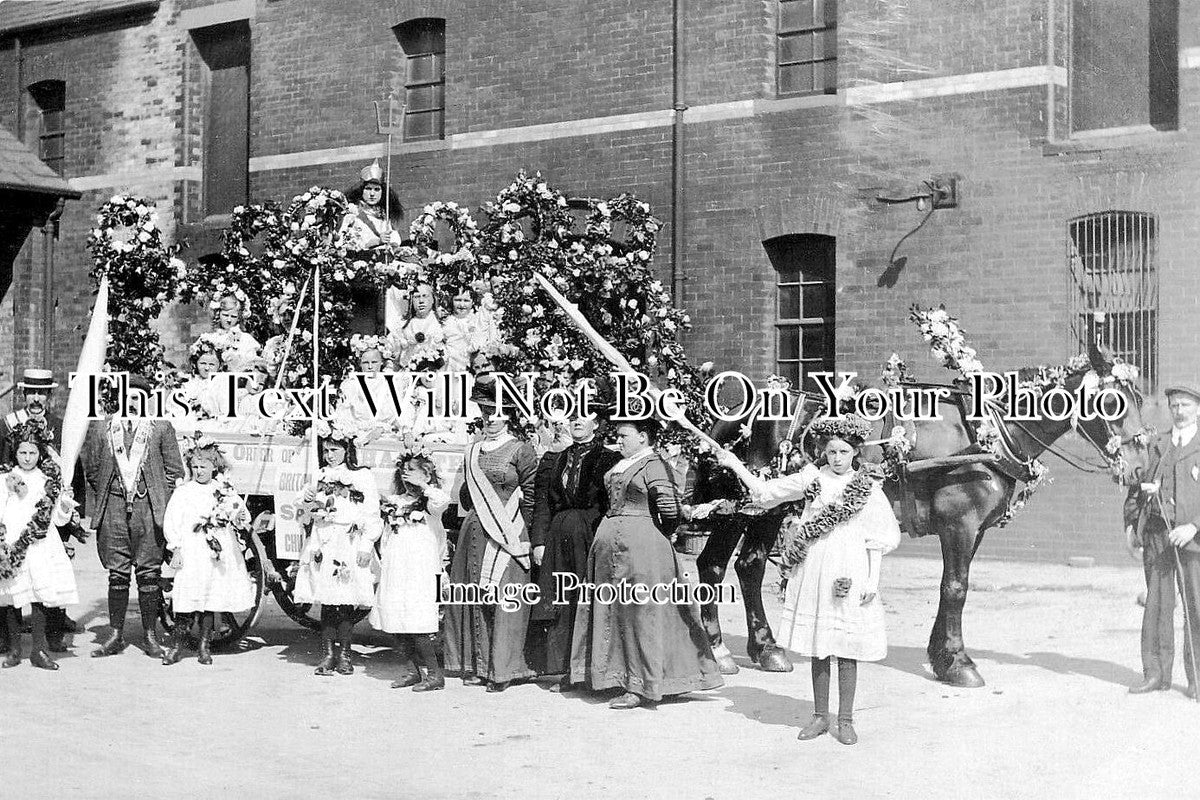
[734,514,793,672]
[928,524,986,687]
[696,518,742,675]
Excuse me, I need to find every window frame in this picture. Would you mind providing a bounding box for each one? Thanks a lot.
[765,234,836,391]
[28,79,66,175]
[776,0,838,98]
[394,18,446,142]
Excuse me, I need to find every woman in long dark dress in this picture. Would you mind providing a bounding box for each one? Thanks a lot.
[443,400,538,692]
[569,419,724,709]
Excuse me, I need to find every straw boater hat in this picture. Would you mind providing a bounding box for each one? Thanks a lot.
[1165,384,1200,403]
[17,368,58,390]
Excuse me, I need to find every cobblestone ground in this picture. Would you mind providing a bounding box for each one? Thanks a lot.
[5,548,1193,799]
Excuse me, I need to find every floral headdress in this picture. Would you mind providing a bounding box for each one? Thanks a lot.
[180,431,223,459]
[809,414,874,445]
[189,332,225,361]
[394,433,433,469]
[349,334,396,363]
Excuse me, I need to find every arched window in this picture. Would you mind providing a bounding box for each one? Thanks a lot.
[764,234,836,391]
[1068,211,1159,389]
[394,18,446,141]
[28,79,65,174]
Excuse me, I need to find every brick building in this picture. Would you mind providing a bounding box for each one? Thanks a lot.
[0,0,1196,564]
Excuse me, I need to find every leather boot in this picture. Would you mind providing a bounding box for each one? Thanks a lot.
[29,649,58,671]
[92,629,126,658]
[412,633,444,692]
[835,716,858,745]
[608,691,644,709]
[314,637,337,676]
[390,634,420,688]
[1,606,20,667]
[335,638,354,675]
[797,713,830,740]
[197,613,214,666]
[138,588,165,658]
[1128,675,1169,694]
[45,607,68,652]
[28,605,58,671]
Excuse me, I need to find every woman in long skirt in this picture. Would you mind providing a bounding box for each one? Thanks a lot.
[569,419,724,709]
[443,400,538,692]
[715,415,901,745]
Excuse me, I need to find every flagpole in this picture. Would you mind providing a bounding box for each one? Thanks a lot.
[309,264,320,480]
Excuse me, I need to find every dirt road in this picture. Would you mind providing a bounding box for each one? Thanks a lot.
[5,550,1191,799]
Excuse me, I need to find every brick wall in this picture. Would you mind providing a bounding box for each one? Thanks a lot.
[1,0,1197,564]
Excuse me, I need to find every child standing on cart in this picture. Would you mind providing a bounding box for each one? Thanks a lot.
[370,440,450,691]
[162,436,255,666]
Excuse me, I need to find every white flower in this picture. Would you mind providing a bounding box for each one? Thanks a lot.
[502,202,522,213]
[929,309,949,323]
[929,320,950,338]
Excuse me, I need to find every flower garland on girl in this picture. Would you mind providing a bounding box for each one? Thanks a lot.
[0,439,63,581]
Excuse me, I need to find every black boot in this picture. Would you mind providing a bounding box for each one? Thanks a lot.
[28,604,58,671]
[335,611,354,675]
[197,612,214,666]
[162,613,193,665]
[412,633,445,692]
[2,606,21,668]
[390,634,421,688]
[45,607,68,652]
[314,637,337,676]
[93,583,130,657]
[138,587,165,658]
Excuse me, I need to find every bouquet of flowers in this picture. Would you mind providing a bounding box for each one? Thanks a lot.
[191,476,250,560]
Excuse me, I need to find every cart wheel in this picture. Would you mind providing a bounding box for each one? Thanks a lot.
[161,529,270,649]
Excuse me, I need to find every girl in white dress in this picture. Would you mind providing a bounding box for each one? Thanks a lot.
[715,415,900,746]
[441,286,497,374]
[161,439,255,666]
[0,430,78,671]
[293,435,383,676]
[391,282,446,372]
[179,342,225,420]
[370,451,450,691]
[212,294,262,374]
[339,336,407,441]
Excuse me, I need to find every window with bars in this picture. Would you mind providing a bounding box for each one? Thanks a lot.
[28,80,65,175]
[1067,211,1159,390]
[777,0,837,97]
[394,18,446,141]
[764,234,836,392]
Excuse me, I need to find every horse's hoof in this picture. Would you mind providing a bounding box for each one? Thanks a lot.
[756,647,794,673]
[940,665,986,688]
[711,642,740,675]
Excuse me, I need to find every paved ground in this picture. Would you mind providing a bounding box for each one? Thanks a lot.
[5,546,1195,799]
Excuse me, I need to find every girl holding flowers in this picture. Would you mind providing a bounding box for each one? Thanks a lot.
[293,430,382,676]
[0,425,79,670]
[715,415,901,745]
[370,441,450,691]
[161,437,255,666]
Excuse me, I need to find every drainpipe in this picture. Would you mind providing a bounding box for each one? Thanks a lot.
[41,198,65,369]
[670,0,687,306]
[14,35,23,138]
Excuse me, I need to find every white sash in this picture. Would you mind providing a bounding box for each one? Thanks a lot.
[465,441,529,588]
[108,418,151,495]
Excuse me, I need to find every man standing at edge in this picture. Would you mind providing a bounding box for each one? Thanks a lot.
[1126,383,1200,699]
[82,374,185,658]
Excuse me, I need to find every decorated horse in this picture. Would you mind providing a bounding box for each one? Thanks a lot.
[690,340,1149,685]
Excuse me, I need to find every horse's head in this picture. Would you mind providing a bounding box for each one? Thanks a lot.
[1074,342,1152,485]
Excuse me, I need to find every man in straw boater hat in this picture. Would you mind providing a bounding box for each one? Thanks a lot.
[0,369,87,653]
[81,373,185,658]
[1125,382,1200,699]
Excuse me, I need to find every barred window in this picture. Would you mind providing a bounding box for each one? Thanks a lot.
[394,18,446,141]
[764,234,835,392]
[1068,211,1159,389]
[777,0,837,97]
[28,80,65,175]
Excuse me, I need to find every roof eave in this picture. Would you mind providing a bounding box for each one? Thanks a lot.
[0,1,160,37]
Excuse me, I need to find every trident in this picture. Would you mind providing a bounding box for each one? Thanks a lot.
[373,93,406,263]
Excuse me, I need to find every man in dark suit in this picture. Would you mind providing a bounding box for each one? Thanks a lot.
[0,368,86,652]
[1125,383,1200,699]
[529,412,620,688]
[82,376,185,658]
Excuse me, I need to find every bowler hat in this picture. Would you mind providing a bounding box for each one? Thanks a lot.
[17,368,58,390]
[1165,384,1200,403]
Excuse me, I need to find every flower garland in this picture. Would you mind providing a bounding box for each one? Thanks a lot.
[408,201,485,297]
[86,195,184,379]
[778,470,877,571]
[178,203,287,345]
[348,334,396,365]
[909,305,984,379]
[190,475,250,559]
[380,494,430,526]
[0,433,63,580]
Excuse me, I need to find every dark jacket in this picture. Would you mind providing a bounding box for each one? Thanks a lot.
[81,419,185,527]
[530,440,620,549]
[1124,430,1200,555]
